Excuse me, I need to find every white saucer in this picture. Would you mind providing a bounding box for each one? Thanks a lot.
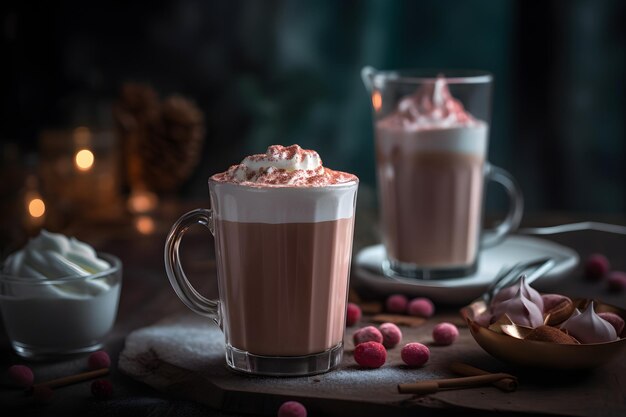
[353,235,579,305]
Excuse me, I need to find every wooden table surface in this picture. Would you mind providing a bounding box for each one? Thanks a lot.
[1,204,625,417]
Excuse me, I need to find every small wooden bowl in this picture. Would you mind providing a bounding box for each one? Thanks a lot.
[461,299,626,370]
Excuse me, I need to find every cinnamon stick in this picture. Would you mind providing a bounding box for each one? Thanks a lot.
[359,301,383,315]
[371,314,425,327]
[449,362,518,392]
[31,368,109,391]
[398,373,517,395]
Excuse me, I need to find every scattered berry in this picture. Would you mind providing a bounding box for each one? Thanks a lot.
[378,322,402,348]
[607,271,626,292]
[278,400,307,417]
[346,303,362,327]
[598,312,625,335]
[354,341,387,368]
[91,379,113,399]
[385,294,408,313]
[88,351,111,370]
[407,297,435,318]
[432,322,459,345]
[353,326,383,346]
[32,386,54,404]
[585,254,610,280]
[401,343,430,367]
[8,365,34,388]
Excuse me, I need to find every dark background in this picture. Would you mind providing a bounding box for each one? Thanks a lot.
[1,0,625,213]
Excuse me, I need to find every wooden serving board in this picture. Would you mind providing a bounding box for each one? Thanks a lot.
[118,313,626,417]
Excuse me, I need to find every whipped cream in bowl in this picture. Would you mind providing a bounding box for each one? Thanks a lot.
[0,230,122,358]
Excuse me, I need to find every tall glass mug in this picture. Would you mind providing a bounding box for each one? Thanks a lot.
[165,177,358,376]
[362,68,523,279]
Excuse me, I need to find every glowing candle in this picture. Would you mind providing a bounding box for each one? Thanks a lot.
[75,149,95,171]
[372,91,382,112]
[135,215,155,235]
[28,198,46,218]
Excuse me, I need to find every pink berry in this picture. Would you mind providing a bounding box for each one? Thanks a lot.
[33,386,54,404]
[91,379,113,399]
[432,322,459,345]
[378,322,402,348]
[407,297,435,318]
[88,351,111,370]
[585,254,610,280]
[354,341,387,368]
[607,271,626,292]
[598,312,625,336]
[8,365,34,388]
[353,326,383,346]
[386,294,408,313]
[278,401,307,417]
[401,342,430,367]
[346,303,362,327]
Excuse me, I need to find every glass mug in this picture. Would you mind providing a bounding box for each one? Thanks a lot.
[362,67,523,279]
[165,178,358,376]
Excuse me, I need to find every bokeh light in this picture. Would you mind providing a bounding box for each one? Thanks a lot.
[135,215,155,235]
[372,91,382,112]
[75,149,95,171]
[28,198,46,218]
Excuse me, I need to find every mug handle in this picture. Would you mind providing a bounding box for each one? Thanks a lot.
[481,163,524,248]
[164,208,221,326]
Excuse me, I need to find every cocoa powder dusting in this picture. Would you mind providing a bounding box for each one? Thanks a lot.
[210,144,357,187]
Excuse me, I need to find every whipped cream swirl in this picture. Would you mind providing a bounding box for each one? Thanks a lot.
[2,230,112,297]
[380,75,481,131]
[212,144,357,187]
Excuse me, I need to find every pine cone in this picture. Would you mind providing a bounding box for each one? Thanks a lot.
[114,83,160,131]
[143,96,205,191]
[114,84,205,192]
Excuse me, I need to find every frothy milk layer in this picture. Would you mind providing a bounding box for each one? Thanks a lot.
[211,144,357,187]
[376,125,488,157]
[209,181,358,224]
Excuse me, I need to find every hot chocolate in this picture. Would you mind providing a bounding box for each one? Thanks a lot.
[209,145,358,357]
[375,77,488,269]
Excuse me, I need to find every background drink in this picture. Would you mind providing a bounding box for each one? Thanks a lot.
[363,69,522,279]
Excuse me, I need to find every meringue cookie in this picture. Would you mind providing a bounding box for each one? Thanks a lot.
[492,275,544,313]
[597,312,625,336]
[560,302,618,344]
[492,287,544,328]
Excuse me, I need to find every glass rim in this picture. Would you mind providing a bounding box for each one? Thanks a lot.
[0,252,121,285]
[207,176,359,190]
[367,67,493,85]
